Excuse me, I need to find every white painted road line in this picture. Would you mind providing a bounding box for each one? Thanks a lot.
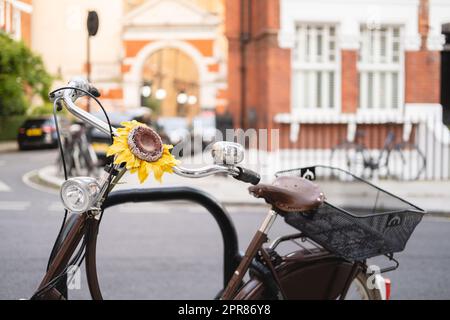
[0,180,11,192]
[49,201,64,212]
[0,201,30,211]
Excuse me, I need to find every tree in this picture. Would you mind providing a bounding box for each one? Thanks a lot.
[0,32,52,117]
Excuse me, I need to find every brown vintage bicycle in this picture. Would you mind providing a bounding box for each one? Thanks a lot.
[31,78,426,300]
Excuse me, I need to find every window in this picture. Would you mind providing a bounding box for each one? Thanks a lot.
[12,8,21,40]
[0,0,5,27]
[358,25,403,110]
[5,0,10,32]
[292,24,339,111]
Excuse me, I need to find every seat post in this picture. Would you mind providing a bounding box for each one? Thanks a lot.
[221,209,278,300]
[259,209,278,234]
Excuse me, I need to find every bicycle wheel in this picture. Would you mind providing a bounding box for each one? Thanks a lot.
[344,272,382,300]
[387,143,426,180]
[330,142,366,178]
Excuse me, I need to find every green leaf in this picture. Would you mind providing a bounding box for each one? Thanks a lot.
[0,32,52,117]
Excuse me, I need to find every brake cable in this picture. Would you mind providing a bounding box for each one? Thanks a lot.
[35,86,115,299]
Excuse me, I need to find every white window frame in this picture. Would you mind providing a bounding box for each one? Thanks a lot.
[0,0,5,27]
[12,6,21,40]
[5,0,10,33]
[358,25,405,112]
[291,22,341,115]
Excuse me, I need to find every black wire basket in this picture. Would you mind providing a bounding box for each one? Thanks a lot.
[275,165,426,261]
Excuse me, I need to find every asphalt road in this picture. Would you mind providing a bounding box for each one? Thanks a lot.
[0,149,449,300]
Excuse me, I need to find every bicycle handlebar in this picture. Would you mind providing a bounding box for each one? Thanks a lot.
[50,77,117,137]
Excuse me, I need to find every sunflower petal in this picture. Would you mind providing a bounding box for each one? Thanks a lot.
[107,140,127,156]
[138,162,149,184]
[152,165,164,183]
[130,167,138,174]
[114,149,133,165]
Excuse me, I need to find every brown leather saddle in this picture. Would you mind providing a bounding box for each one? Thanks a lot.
[249,176,325,212]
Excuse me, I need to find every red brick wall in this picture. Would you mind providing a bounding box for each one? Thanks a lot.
[21,0,33,47]
[100,88,123,100]
[404,0,440,104]
[225,36,241,127]
[341,50,358,113]
[225,0,290,149]
[278,124,406,149]
[279,124,348,149]
[124,40,151,58]
[405,50,441,104]
[186,40,214,57]
[20,12,32,47]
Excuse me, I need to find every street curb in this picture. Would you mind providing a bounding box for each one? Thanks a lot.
[37,165,64,189]
[0,141,18,153]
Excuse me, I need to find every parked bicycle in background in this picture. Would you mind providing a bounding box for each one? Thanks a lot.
[56,122,98,177]
[330,123,426,181]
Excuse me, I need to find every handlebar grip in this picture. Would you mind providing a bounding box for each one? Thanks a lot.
[234,167,261,185]
[88,85,101,98]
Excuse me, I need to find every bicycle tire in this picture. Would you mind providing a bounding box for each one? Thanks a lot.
[330,142,367,177]
[348,272,382,300]
[387,143,426,180]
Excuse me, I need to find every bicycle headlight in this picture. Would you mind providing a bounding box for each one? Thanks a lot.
[60,177,100,213]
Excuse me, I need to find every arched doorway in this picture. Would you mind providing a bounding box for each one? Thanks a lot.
[140,48,200,118]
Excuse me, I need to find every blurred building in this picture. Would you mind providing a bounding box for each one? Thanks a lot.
[19,0,450,145]
[121,0,227,117]
[0,0,33,46]
[226,0,450,148]
[30,0,227,117]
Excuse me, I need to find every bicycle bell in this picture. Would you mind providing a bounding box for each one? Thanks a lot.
[211,141,245,165]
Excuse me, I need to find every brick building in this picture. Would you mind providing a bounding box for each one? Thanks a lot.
[0,0,32,46]
[25,0,450,145]
[226,0,450,149]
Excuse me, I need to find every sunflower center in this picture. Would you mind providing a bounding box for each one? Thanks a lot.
[128,126,163,162]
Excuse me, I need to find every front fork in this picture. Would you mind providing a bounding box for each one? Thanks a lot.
[31,212,90,300]
[221,210,278,300]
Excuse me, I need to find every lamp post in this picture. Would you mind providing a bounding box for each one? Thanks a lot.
[86,11,99,112]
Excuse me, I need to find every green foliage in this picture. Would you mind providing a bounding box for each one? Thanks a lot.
[0,75,27,116]
[0,116,27,141]
[0,32,52,117]
[28,102,62,116]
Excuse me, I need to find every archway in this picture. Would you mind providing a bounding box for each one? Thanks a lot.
[141,48,200,118]
[123,40,214,112]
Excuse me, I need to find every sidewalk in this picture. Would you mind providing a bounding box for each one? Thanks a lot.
[0,141,18,153]
[36,165,450,215]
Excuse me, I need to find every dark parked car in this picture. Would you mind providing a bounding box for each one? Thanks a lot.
[17,117,63,150]
[88,108,152,163]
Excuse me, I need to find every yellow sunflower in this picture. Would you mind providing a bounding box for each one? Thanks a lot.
[106,120,179,183]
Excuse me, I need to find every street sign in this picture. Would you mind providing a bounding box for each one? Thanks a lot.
[87,11,99,36]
